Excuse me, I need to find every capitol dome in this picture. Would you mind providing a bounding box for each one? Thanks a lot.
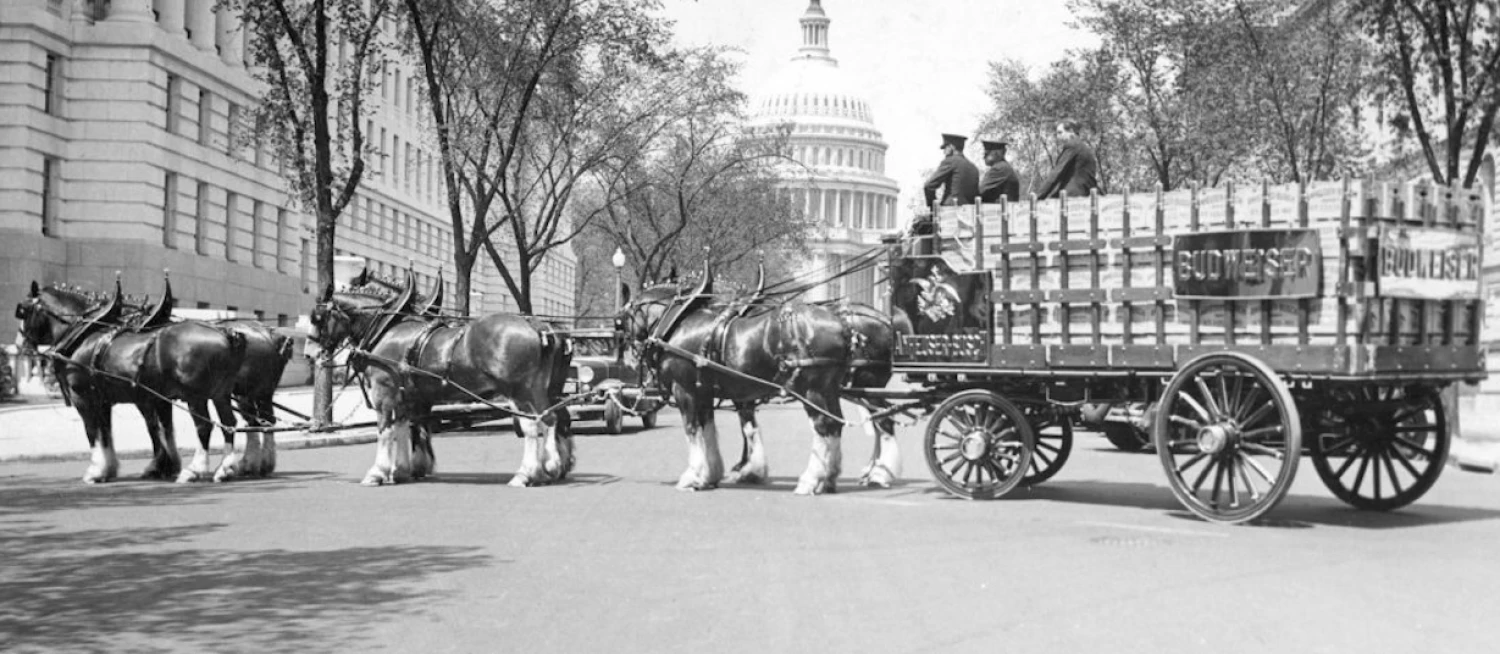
[747,0,899,306]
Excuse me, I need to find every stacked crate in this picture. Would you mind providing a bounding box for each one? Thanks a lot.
[927,178,1486,373]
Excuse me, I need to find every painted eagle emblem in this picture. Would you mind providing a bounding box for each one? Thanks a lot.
[910,268,962,323]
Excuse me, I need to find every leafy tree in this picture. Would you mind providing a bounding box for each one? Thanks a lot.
[1356,0,1500,188]
[230,0,391,425]
[1227,0,1372,183]
[401,0,692,315]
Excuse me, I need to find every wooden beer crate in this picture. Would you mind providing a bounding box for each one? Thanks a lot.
[918,178,1486,378]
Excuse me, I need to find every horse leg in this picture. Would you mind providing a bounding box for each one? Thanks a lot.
[212,396,242,482]
[363,403,413,486]
[144,398,183,479]
[78,398,117,484]
[508,415,549,487]
[539,406,574,481]
[177,398,216,483]
[134,398,166,480]
[236,397,264,477]
[856,400,902,488]
[727,402,769,485]
[410,414,435,480]
[794,388,844,495]
[256,396,278,476]
[675,388,724,491]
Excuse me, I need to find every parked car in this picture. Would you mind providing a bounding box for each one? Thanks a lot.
[564,329,663,433]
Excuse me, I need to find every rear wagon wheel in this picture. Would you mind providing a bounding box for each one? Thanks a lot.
[1311,385,1448,511]
[923,390,1033,500]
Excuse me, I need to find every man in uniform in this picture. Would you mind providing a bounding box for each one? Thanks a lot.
[1036,120,1100,200]
[923,133,980,208]
[978,139,1020,203]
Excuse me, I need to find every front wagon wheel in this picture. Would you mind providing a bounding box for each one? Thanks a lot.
[924,390,1033,500]
[1154,353,1301,524]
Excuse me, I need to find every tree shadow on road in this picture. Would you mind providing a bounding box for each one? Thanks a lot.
[0,522,494,654]
[0,472,339,518]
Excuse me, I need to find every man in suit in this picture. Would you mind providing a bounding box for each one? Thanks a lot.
[1036,120,1100,200]
[978,139,1020,203]
[923,133,980,208]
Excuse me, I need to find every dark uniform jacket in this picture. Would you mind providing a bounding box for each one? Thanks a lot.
[1037,138,1100,200]
[979,160,1021,203]
[923,154,980,206]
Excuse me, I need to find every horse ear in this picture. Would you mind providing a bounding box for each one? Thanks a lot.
[29,280,39,298]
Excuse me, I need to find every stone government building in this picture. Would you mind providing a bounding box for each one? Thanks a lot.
[0,0,575,343]
[748,0,900,306]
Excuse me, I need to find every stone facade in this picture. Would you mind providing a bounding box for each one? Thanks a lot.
[0,0,575,328]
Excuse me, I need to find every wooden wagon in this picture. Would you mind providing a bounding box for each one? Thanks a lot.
[873,178,1488,524]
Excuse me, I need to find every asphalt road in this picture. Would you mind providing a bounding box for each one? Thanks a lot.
[3,404,1499,654]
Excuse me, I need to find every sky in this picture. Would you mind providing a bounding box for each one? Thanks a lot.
[659,0,1099,211]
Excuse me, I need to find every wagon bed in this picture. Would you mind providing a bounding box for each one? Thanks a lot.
[880,178,1487,523]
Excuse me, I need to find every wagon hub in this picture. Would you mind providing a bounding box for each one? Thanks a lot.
[1196,424,1238,454]
[959,430,992,461]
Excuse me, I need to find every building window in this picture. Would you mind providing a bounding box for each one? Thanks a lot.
[163,173,179,248]
[165,74,182,134]
[226,103,240,155]
[224,191,238,262]
[277,313,289,327]
[195,181,210,255]
[44,52,63,116]
[250,199,263,267]
[276,208,289,273]
[41,156,60,236]
[198,88,213,146]
[300,237,311,293]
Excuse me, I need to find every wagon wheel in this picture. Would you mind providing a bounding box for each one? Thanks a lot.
[1016,400,1073,486]
[1310,385,1448,511]
[1154,352,1301,524]
[924,389,1034,500]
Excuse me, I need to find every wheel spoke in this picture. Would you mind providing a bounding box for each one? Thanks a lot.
[1227,374,1246,420]
[1240,441,1286,459]
[1175,451,1208,475]
[1233,454,1263,502]
[1241,425,1285,441]
[1350,452,1372,494]
[1190,455,1217,494]
[1226,455,1240,507]
[1240,398,1275,430]
[1242,454,1276,485]
[1195,376,1223,420]
[1210,459,1226,508]
[1170,415,1205,431]
[1393,437,1435,459]
[1381,450,1406,497]
[1319,435,1357,455]
[1179,391,1213,425]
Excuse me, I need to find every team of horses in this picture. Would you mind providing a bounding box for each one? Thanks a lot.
[13,264,906,495]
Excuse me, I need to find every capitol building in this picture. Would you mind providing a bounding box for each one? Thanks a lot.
[747,0,900,306]
[0,0,575,330]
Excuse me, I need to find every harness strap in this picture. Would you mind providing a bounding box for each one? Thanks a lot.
[405,320,447,368]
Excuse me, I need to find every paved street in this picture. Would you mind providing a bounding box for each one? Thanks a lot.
[3,403,1500,653]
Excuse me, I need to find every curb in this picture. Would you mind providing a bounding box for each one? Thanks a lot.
[0,430,380,465]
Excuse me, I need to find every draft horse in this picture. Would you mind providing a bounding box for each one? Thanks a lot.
[14,281,247,483]
[132,276,294,480]
[310,272,573,486]
[619,268,851,494]
[825,301,910,488]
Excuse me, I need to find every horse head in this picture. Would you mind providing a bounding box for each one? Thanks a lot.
[617,282,679,346]
[14,282,115,350]
[310,284,391,351]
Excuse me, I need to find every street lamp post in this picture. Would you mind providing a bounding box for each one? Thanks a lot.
[612,247,626,313]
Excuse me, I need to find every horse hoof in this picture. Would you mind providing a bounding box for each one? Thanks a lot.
[176,470,206,484]
[508,475,532,488]
[360,475,387,487]
[860,466,895,488]
[794,479,836,495]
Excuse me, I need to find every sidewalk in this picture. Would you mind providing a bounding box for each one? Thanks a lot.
[0,386,383,464]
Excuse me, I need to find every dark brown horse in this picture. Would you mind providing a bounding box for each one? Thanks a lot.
[619,271,852,494]
[14,281,247,483]
[309,275,573,486]
[131,277,294,480]
[824,301,911,487]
